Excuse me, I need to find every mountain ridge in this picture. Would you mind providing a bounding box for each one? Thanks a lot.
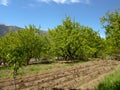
[0,24,45,36]
[0,24,21,36]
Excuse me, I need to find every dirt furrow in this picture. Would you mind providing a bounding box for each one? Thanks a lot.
[53,65,114,89]
[0,60,120,90]
[18,63,100,89]
[0,61,99,88]
[20,60,119,89]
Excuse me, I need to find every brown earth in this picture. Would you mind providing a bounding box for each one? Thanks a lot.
[0,60,120,90]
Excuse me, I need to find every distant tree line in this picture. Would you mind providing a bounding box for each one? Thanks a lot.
[0,9,120,73]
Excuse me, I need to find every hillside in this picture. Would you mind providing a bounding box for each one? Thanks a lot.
[0,24,21,36]
[0,24,45,36]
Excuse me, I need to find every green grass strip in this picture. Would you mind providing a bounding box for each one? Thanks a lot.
[96,69,120,90]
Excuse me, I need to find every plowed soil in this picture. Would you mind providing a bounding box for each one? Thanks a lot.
[0,60,120,90]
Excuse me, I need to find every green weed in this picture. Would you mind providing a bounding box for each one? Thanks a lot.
[96,69,120,90]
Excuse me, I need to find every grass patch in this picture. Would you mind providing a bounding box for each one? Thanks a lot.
[96,69,120,90]
[0,66,11,70]
[0,72,12,79]
[0,66,12,79]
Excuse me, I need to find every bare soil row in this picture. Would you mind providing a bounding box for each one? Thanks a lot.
[0,60,120,90]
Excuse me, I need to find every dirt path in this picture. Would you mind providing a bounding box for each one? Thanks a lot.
[0,60,120,90]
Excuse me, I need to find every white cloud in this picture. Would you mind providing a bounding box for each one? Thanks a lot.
[37,0,90,4]
[79,0,90,4]
[0,0,9,6]
[40,0,51,3]
[71,0,79,3]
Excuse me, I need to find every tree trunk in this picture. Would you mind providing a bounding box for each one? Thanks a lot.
[13,74,17,90]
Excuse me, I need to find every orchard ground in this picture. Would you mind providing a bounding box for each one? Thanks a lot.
[0,59,120,90]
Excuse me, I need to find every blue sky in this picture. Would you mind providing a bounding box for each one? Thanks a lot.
[0,0,120,37]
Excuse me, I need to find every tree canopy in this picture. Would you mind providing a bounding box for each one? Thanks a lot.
[48,17,103,60]
[101,9,120,57]
[0,9,119,72]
